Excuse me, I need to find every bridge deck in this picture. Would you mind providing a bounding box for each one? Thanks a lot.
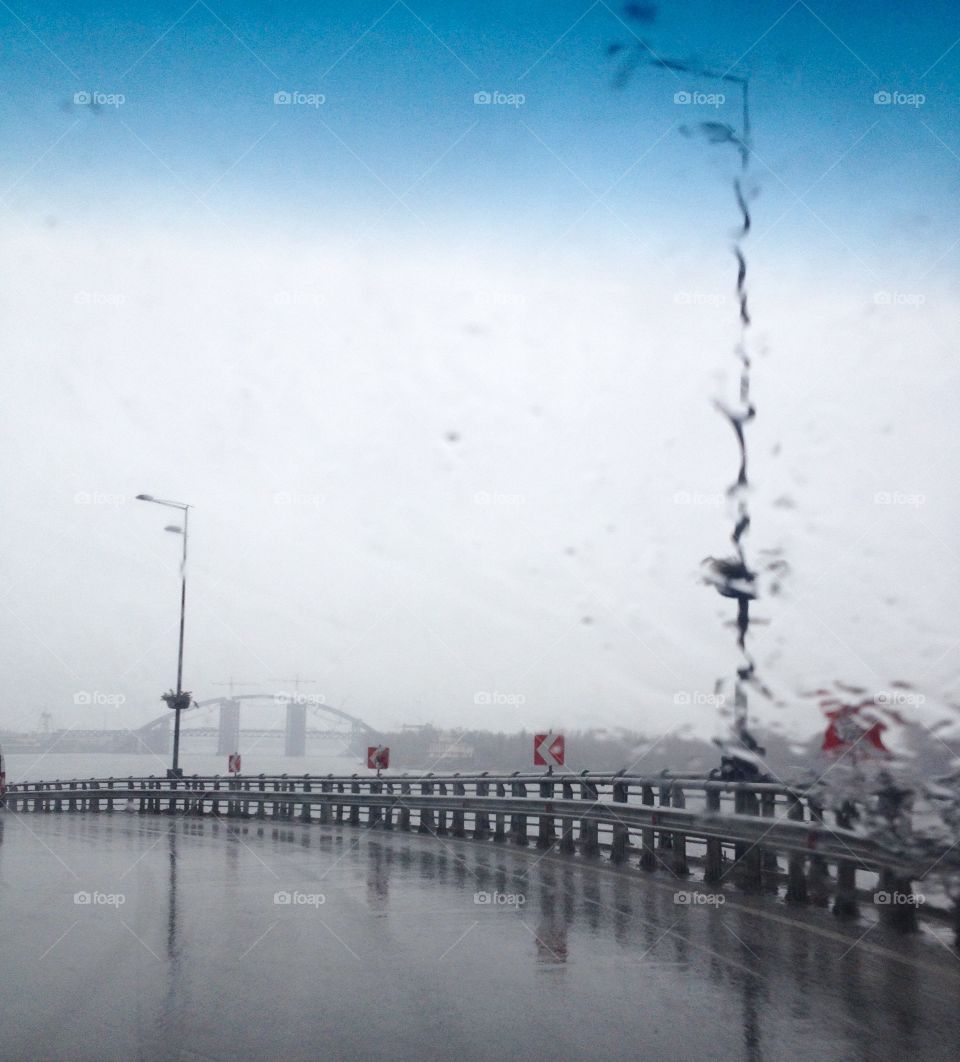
[0,814,957,1061]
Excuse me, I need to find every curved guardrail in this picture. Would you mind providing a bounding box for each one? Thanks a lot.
[5,771,957,941]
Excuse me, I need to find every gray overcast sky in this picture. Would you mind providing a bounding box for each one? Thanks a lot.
[2,1,958,742]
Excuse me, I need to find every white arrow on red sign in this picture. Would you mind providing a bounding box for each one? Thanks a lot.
[534,732,564,767]
[228,753,241,774]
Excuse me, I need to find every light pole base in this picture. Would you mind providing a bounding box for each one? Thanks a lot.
[166,768,184,779]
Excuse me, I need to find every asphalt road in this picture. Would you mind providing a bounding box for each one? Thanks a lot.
[0,812,957,1061]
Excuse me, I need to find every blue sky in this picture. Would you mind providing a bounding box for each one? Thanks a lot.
[4,0,960,266]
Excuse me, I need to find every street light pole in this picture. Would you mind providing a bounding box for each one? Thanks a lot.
[137,494,193,779]
[171,505,188,776]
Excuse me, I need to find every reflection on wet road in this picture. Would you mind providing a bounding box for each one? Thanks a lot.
[0,814,957,1061]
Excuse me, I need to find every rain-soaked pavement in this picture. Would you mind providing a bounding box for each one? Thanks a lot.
[0,812,957,1061]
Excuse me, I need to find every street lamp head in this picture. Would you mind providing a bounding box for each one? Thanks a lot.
[164,525,183,534]
[136,494,154,501]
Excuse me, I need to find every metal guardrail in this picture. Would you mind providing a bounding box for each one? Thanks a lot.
[5,771,957,940]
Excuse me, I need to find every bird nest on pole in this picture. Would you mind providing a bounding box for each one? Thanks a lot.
[161,690,193,711]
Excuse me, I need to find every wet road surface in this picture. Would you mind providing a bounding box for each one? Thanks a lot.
[0,812,957,1061]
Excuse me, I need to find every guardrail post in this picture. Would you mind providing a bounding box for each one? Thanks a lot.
[876,869,919,933]
[419,777,435,834]
[832,801,858,919]
[760,790,779,890]
[559,779,576,854]
[704,787,722,882]
[807,797,830,905]
[383,781,395,830]
[452,777,466,838]
[369,779,382,828]
[510,775,528,846]
[335,781,345,824]
[537,774,556,850]
[579,773,600,858]
[785,793,808,903]
[436,782,448,835]
[301,775,312,824]
[55,782,63,814]
[657,782,673,851]
[349,776,361,827]
[610,777,629,864]
[399,779,411,831]
[107,779,116,813]
[474,777,491,840]
[320,776,332,824]
[640,784,656,871]
[256,775,266,820]
[89,780,100,814]
[671,783,689,876]
[68,780,77,812]
[494,781,506,843]
[734,786,762,891]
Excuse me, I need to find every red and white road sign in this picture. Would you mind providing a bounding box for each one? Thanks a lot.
[367,745,390,770]
[534,732,565,767]
[228,753,241,774]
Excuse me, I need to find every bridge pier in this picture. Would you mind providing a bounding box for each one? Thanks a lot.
[284,704,307,757]
[217,699,240,755]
